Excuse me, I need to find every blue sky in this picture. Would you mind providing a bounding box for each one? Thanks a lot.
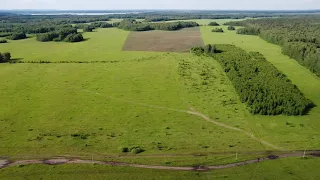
[1,0,319,10]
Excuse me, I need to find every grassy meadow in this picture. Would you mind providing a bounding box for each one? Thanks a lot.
[0,53,267,158]
[0,28,159,62]
[0,19,319,178]
[199,25,320,150]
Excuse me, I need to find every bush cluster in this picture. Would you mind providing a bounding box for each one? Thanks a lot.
[236,27,260,35]
[0,52,11,63]
[119,146,143,154]
[9,32,27,40]
[36,27,83,42]
[211,28,224,33]
[208,22,220,26]
[0,39,7,43]
[228,26,236,30]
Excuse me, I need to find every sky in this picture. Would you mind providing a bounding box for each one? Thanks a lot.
[1,0,319,10]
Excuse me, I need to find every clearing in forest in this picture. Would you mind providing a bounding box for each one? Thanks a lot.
[122,27,204,52]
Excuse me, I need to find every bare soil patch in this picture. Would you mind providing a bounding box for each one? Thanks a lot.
[122,27,204,52]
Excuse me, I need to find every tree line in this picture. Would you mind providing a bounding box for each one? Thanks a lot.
[36,27,83,42]
[74,22,115,32]
[112,11,288,22]
[191,44,314,116]
[117,19,199,31]
[225,16,320,76]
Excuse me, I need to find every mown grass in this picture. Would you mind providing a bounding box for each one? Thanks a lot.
[0,157,319,180]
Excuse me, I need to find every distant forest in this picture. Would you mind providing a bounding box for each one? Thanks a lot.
[117,19,199,31]
[225,16,320,77]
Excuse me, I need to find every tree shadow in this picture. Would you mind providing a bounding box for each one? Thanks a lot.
[303,103,317,116]
[215,49,224,54]
[9,58,24,63]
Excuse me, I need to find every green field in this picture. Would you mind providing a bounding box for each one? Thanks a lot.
[1,157,319,180]
[0,53,268,157]
[0,19,319,178]
[0,28,160,62]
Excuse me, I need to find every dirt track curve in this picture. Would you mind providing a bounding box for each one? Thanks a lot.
[1,151,319,171]
[82,89,281,150]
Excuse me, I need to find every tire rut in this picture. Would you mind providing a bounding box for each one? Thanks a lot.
[1,151,319,171]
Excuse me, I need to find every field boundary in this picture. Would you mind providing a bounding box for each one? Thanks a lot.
[1,150,319,171]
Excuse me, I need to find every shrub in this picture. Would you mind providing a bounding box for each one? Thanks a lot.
[64,33,84,42]
[237,27,260,35]
[36,32,58,42]
[112,22,120,27]
[83,26,94,32]
[0,32,12,38]
[228,26,236,30]
[0,52,11,63]
[203,44,217,54]
[119,147,129,153]
[212,28,224,33]
[3,52,11,62]
[190,46,204,56]
[128,146,143,154]
[9,32,27,40]
[208,22,220,26]
[0,39,7,43]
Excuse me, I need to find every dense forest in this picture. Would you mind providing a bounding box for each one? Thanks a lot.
[106,11,302,22]
[117,19,199,31]
[191,44,314,116]
[225,16,320,76]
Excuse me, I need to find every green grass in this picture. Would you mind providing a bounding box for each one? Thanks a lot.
[0,28,159,62]
[0,21,319,170]
[198,25,320,150]
[0,54,268,158]
[0,157,319,180]
[102,153,261,167]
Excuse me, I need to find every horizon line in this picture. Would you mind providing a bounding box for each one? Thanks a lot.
[1,9,320,11]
